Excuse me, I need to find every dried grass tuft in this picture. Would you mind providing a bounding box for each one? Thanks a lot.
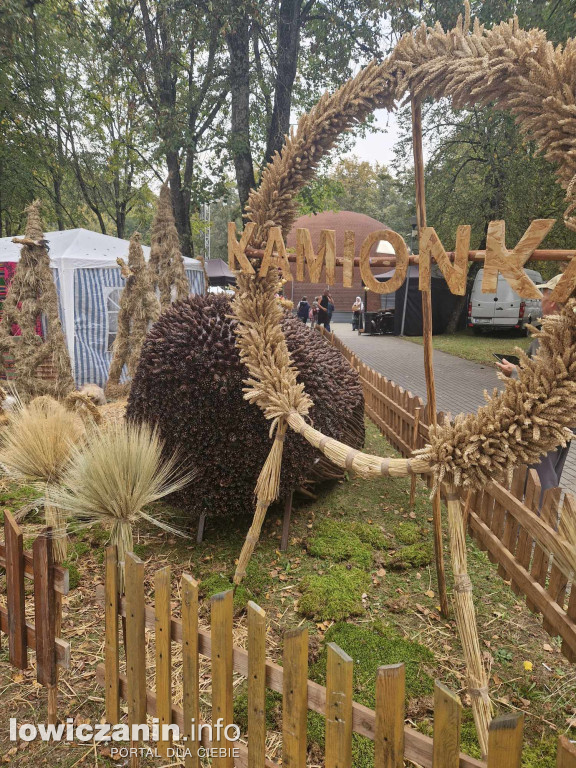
[51,421,195,588]
[0,396,85,561]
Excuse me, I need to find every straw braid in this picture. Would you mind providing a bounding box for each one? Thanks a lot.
[232,268,312,436]
[246,6,576,244]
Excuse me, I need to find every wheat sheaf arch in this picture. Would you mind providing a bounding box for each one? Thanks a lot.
[231,5,576,755]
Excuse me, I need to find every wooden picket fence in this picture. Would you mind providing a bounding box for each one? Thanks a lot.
[95,547,576,767]
[320,329,576,664]
[0,510,70,720]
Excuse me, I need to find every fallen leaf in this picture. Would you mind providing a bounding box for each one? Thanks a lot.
[425,589,435,599]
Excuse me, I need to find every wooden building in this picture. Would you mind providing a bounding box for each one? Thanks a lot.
[284,210,391,317]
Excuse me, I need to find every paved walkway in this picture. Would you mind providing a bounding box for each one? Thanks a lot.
[331,322,576,495]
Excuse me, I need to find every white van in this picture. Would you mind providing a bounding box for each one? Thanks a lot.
[468,268,542,335]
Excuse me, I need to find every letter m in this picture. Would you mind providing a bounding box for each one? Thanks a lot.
[296,228,335,283]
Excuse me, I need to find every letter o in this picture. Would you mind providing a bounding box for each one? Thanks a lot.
[359,230,409,294]
[19,724,37,742]
[224,724,241,741]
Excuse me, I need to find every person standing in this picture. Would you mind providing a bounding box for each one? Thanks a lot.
[496,274,574,493]
[296,296,310,324]
[352,296,364,331]
[318,289,334,332]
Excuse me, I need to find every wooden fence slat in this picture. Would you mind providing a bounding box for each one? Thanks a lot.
[374,663,404,768]
[105,546,120,724]
[432,681,461,768]
[486,713,524,768]
[33,532,56,687]
[283,627,308,768]
[561,581,576,662]
[325,643,353,768]
[182,575,200,768]
[125,553,147,729]
[0,543,68,595]
[557,735,576,768]
[94,666,277,768]
[155,566,172,757]
[543,493,573,635]
[529,487,560,614]
[512,470,540,597]
[4,511,27,669]
[497,466,526,580]
[0,608,69,666]
[467,504,576,656]
[94,590,486,768]
[248,601,267,768]
[211,590,234,768]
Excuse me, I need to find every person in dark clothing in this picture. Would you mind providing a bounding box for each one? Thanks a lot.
[496,273,574,494]
[318,290,334,331]
[296,296,310,323]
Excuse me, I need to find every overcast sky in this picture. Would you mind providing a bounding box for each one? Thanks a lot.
[346,109,400,168]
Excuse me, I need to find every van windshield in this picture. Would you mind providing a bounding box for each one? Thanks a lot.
[472,269,540,301]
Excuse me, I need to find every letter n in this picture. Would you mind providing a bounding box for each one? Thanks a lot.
[295,228,335,283]
[419,226,470,295]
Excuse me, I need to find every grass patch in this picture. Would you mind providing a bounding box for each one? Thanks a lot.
[307,622,434,767]
[299,565,369,621]
[307,518,373,568]
[348,520,388,549]
[406,328,530,365]
[387,541,434,569]
[393,521,422,545]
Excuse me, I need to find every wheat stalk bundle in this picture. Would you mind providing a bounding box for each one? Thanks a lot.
[0,396,85,562]
[417,302,576,492]
[0,201,74,399]
[50,421,194,589]
[106,232,161,398]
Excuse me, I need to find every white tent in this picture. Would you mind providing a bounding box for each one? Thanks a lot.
[0,228,205,387]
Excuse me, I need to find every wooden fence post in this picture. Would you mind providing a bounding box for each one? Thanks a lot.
[486,713,524,768]
[375,663,405,768]
[125,552,146,768]
[557,735,576,768]
[211,590,234,768]
[105,546,120,724]
[182,574,200,768]
[33,531,57,724]
[248,601,267,768]
[432,681,461,767]
[155,566,172,757]
[5,511,27,670]
[283,627,308,768]
[326,643,353,768]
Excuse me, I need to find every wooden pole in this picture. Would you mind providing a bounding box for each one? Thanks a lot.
[411,93,450,619]
[409,408,421,511]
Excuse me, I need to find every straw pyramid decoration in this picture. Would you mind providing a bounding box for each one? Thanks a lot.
[106,232,160,398]
[148,183,190,310]
[0,201,74,399]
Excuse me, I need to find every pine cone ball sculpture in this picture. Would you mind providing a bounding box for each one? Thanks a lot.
[126,294,365,521]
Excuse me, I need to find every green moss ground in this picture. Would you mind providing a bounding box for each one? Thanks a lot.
[0,419,573,767]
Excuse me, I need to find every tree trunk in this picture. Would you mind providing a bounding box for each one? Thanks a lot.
[264,0,302,165]
[167,151,193,257]
[227,15,256,212]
